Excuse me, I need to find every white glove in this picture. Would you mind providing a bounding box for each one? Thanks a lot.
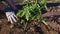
[5,11,17,24]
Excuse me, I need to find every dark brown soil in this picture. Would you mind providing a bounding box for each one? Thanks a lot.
[0,2,60,34]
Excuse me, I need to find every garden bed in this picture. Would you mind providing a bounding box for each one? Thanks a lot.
[0,1,60,34]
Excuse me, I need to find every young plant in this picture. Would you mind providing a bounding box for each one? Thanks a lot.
[16,0,48,26]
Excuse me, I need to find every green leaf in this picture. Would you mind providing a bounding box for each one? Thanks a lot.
[25,10,31,21]
[16,10,21,17]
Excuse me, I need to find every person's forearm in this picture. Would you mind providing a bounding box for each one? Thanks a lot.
[0,2,7,10]
[6,0,17,10]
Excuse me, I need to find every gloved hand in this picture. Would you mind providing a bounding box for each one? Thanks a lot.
[5,11,17,24]
[4,7,18,24]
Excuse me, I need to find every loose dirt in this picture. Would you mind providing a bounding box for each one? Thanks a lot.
[0,2,60,34]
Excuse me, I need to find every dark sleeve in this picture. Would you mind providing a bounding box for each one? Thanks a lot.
[0,2,6,11]
[5,0,17,10]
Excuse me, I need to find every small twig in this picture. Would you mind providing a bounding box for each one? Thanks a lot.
[24,22,28,30]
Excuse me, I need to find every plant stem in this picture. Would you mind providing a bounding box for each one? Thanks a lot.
[42,20,48,26]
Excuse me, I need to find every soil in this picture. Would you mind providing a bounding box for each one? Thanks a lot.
[0,1,60,34]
